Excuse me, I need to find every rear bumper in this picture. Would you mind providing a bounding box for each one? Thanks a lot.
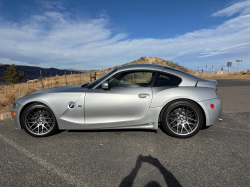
[198,97,222,126]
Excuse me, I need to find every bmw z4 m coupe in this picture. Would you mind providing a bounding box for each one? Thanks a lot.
[11,64,222,138]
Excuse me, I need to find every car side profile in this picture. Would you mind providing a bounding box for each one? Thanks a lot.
[11,64,222,138]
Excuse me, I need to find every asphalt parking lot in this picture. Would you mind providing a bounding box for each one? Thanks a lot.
[0,79,249,187]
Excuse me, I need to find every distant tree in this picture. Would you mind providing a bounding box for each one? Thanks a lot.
[2,64,26,86]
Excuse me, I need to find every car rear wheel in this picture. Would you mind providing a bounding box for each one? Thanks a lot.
[162,101,204,138]
[21,103,58,137]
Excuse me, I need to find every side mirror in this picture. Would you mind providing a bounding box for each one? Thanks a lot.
[101,81,109,89]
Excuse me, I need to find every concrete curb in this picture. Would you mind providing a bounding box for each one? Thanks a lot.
[0,112,13,120]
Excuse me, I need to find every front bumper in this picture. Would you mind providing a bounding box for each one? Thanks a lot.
[10,103,23,130]
[198,97,222,126]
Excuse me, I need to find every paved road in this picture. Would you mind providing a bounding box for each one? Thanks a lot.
[216,79,250,87]
[0,79,249,187]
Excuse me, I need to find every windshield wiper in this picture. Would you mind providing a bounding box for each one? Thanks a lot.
[81,83,89,88]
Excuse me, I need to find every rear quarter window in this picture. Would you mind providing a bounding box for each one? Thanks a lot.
[153,73,182,87]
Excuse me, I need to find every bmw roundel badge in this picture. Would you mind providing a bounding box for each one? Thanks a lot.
[69,102,75,109]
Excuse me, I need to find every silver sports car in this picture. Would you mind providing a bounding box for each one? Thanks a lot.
[11,64,222,138]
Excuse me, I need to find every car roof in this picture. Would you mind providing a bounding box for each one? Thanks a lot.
[116,63,192,74]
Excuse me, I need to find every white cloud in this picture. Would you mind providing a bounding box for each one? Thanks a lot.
[37,0,65,10]
[212,0,250,17]
[199,42,250,57]
[0,1,250,70]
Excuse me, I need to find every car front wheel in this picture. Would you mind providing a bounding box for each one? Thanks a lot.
[162,101,204,138]
[21,103,58,137]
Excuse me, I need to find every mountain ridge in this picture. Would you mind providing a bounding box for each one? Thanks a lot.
[0,64,95,84]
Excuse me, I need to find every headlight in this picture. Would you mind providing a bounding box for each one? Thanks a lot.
[13,102,18,109]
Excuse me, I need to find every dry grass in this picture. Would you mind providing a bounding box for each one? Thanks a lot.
[193,71,250,79]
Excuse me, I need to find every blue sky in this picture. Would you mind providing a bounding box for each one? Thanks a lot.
[0,0,249,71]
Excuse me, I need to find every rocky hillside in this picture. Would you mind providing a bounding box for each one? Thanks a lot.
[106,57,194,73]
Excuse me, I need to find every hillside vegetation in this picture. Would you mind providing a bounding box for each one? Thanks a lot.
[107,57,194,73]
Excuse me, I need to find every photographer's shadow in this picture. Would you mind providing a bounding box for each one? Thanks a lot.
[120,155,182,187]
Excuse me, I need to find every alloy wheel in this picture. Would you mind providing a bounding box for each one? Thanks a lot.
[24,107,55,136]
[166,105,199,136]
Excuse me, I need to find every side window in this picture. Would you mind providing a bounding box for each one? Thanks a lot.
[108,71,155,88]
[153,73,181,87]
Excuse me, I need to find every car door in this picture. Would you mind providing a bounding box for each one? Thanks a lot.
[84,70,155,126]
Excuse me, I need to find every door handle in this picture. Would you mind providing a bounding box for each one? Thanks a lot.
[138,94,150,98]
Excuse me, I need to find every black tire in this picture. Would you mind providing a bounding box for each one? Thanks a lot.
[21,103,58,137]
[161,100,204,138]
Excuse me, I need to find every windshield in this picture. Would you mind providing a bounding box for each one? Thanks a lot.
[85,69,117,89]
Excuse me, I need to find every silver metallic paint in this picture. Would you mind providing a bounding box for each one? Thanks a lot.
[85,87,152,124]
[12,64,222,131]
[198,97,222,126]
[101,81,109,89]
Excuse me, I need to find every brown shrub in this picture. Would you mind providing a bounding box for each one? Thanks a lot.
[0,99,7,108]
[240,71,247,75]
[24,89,36,96]
[0,92,16,108]
[6,92,16,105]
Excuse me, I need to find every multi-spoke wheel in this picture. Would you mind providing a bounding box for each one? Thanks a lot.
[162,101,204,138]
[21,103,58,137]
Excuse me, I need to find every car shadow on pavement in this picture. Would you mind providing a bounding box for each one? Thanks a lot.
[67,129,156,133]
[119,155,182,187]
[51,129,65,136]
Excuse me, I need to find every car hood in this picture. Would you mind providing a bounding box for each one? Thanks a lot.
[30,85,86,94]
